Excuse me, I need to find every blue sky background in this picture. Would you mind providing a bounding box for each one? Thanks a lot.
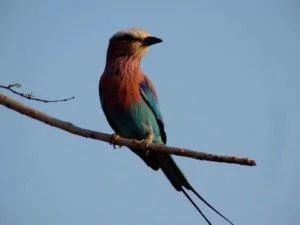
[1,1,300,225]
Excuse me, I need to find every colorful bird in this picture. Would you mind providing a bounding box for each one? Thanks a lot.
[99,28,234,225]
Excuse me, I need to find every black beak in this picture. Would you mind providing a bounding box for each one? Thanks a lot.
[143,36,163,46]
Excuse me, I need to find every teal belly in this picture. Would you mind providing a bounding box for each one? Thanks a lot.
[107,102,162,144]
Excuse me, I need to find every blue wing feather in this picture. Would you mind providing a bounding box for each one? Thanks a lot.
[139,76,167,144]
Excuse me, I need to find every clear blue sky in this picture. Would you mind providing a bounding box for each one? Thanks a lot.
[1,1,299,225]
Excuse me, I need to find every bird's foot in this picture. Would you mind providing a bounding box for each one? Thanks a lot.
[109,133,121,149]
[134,132,154,153]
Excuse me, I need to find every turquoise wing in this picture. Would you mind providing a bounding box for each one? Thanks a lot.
[139,76,167,144]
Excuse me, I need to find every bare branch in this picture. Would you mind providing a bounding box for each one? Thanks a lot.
[0,91,256,166]
[0,83,74,103]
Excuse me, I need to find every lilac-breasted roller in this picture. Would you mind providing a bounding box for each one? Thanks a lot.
[99,28,234,225]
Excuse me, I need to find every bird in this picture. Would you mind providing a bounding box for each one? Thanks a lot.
[99,28,234,225]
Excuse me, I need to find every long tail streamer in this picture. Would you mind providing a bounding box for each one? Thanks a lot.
[181,186,234,225]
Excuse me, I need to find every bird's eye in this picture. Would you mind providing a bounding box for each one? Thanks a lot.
[120,34,136,41]
[112,34,139,43]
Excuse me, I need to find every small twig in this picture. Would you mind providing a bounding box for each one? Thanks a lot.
[0,83,74,103]
[0,91,256,166]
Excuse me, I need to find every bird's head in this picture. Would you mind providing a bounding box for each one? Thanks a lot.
[107,28,162,59]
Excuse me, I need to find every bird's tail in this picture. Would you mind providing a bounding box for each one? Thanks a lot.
[156,153,234,225]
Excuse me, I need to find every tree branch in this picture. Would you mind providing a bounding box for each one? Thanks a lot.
[0,83,74,103]
[0,91,256,166]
